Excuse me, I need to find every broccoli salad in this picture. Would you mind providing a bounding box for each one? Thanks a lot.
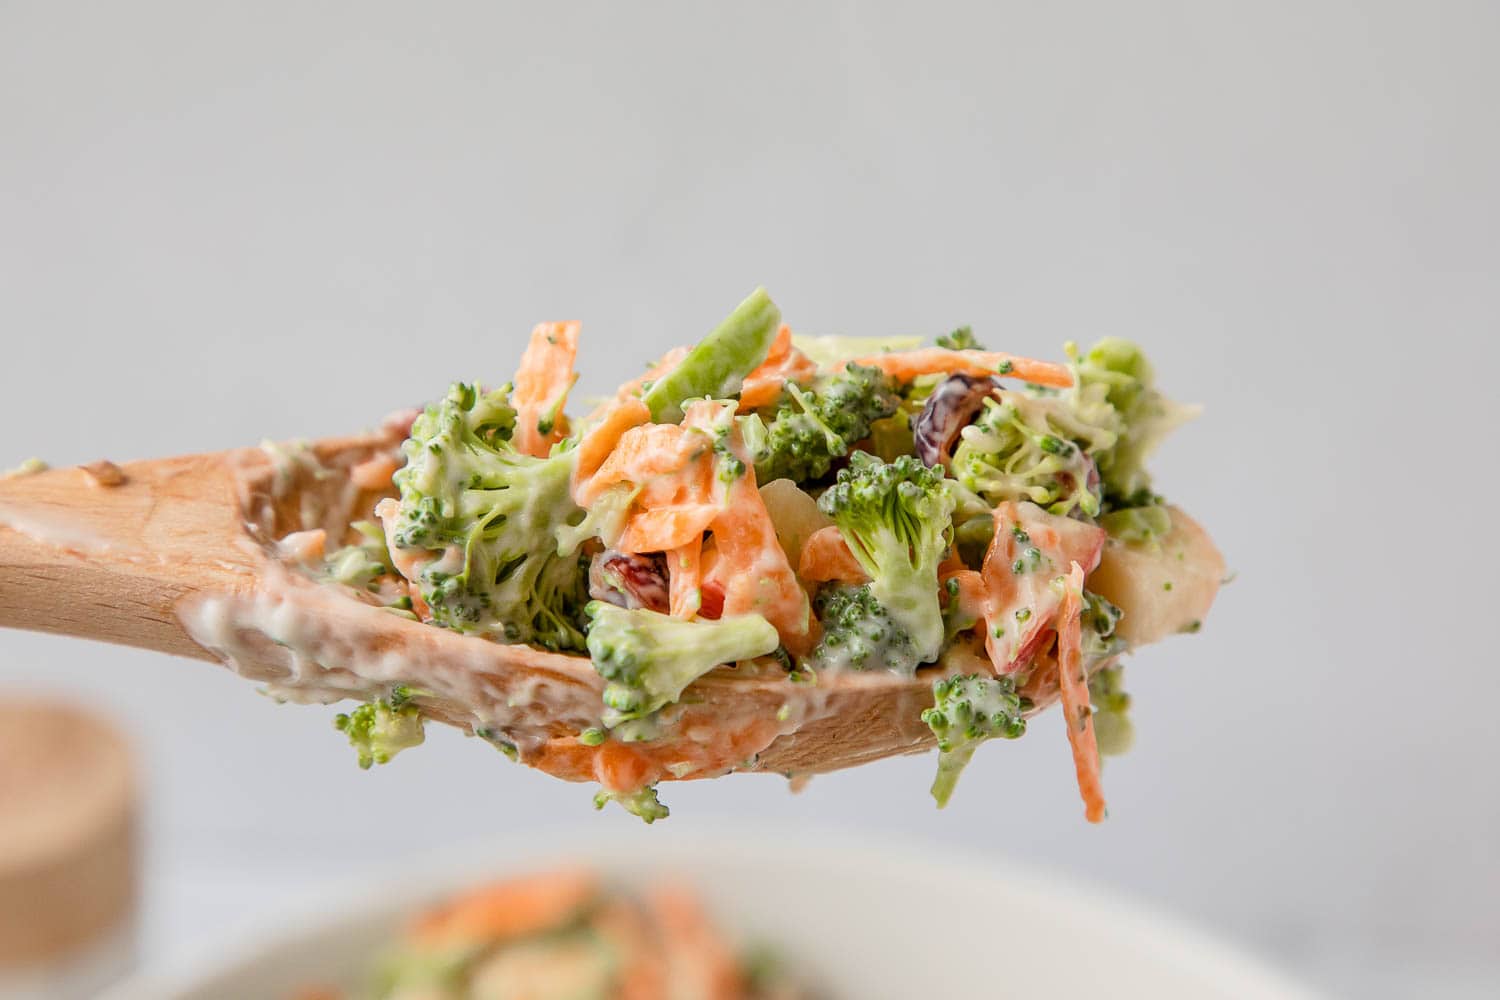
[311,288,1223,822]
[294,868,815,1000]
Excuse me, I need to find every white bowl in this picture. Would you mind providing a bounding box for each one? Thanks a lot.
[105,827,1315,1000]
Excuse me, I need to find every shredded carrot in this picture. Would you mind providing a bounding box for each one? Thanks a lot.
[578,423,710,508]
[512,321,580,457]
[1057,562,1106,823]
[798,525,869,584]
[618,502,719,554]
[349,453,399,491]
[977,501,1106,672]
[705,469,816,654]
[852,347,1073,388]
[571,396,650,503]
[648,886,745,1000]
[410,868,598,947]
[594,898,666,1000]
[737,324,819,411]
[616,345,691,402]
[667,534,703,618]
[941,567,987,627]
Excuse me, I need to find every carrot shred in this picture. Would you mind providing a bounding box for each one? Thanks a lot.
[705,470,816,654]
[851,347,1073,388]
[571,396,650,504]
[512,321,580,457]
[410,868,599,947]
[648,886,745,1000]
[798,525,869,584]
[667,534,704,618]
[615,345,691,402]
[1057,561,1106,823]
[615,501,718,555]
[737,324,819,411]
[594,898,666,1000]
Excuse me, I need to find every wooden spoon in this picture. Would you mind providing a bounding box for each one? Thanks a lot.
[0,430,1221,792]
[0,427,952,788]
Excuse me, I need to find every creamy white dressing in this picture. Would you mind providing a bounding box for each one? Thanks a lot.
[179,430,848,776]
[0,499,118,555]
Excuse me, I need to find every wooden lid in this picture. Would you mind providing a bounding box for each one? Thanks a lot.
[0,700,138,966]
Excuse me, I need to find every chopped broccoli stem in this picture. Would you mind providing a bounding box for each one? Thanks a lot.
[641,287,782,422]
[921,674,1027,807]
[1089,664,1135,756]
[594,785,670,823]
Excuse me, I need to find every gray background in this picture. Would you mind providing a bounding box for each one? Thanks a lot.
[2,2,1496,996]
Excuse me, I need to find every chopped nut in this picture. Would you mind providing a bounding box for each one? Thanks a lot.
[81,460,126,487]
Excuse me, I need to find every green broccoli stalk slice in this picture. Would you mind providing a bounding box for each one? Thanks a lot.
[754,363,900,484]
[1089,664,1134,756]
[334,687,426,769]
[641,287,782,423]
[593,785,671,824]
[808,584,920,673]
[584,602,781,727]
[921,674,1027,806]
[816,452,956,667]
[388,382,590,650]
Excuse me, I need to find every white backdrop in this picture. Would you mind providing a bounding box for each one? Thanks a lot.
[2,3,1496,996]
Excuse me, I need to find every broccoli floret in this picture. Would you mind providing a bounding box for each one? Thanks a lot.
[921,674,1027,806]
[950,389,1115,518]
[1073,338,1198,506]
[808,584,920,673]
[388,382,590,650]
[593,784,670,824]
[949,338,1195,517]
[1080,589,1125,660]
[754,363,899,484]
[584,602,781,727]
[935,325,985,351]
[334,687,426,769]
[816,452,956,666]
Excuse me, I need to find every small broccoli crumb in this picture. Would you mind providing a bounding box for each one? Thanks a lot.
[334,688,426,769]
[2,457,48,478]
[935,326,984,351]
[593,785,670,824]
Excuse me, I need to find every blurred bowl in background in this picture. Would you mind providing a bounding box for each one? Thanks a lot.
[103,828,1313,1000]
[0,698,138,999]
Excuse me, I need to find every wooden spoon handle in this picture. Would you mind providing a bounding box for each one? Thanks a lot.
[0,454,255,659]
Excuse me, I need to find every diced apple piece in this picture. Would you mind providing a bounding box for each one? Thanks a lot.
[1088,505,1225,647]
